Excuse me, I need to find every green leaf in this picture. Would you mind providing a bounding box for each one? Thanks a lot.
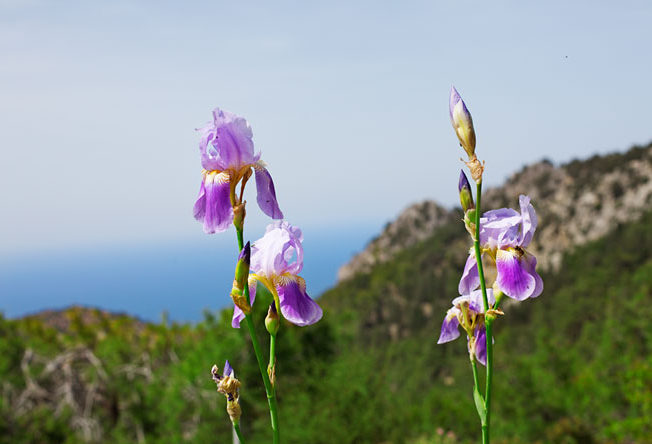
[473,386,487,425]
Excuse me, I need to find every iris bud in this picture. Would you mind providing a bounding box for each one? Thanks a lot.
[458,170,475,212]
[230,242,251,314]
[449,86,476,159]
[265,302,280,336]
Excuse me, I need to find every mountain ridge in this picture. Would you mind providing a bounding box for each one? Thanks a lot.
[338,142,652,282]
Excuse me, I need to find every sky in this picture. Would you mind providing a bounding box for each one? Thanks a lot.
[1,1,651,318]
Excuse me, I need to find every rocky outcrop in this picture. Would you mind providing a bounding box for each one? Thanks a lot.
[338,143,652,281]
[336,201,458,281]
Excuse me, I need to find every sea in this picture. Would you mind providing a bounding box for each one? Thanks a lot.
[0,225,377,323]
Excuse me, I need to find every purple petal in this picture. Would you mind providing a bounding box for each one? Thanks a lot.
[276,276,322,326]
[193,179,207,221]
[238,241,251,264]
[197,123,220,171]
[449,86,463,121]
[251,221,303,277]
[195,172,233,234]
[458,169,471,194]
[518,195,538,247]
[480,208,521,248]
[459,252,480,295]
[468,288,495,313]
[495,249,536,301]
[197,108,257,171]
[523,253,543,298]
[223,360,234,377]
[473,327,487,366]
[437,308,461,344]
[231,283,256,328]
[254,166,283,219]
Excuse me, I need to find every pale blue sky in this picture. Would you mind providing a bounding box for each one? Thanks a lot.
[2,0,651,257]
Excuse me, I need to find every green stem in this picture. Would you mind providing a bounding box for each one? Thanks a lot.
[470,357,481,395]
[473,182,493,444]
[236,228,280,444]
[269,333,277,375]
[244,314,280,444]
[234,423,245,443]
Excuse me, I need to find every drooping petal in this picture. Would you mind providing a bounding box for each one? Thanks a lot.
[232,282,256,328]
[254,165,283,219]
[437,308,461,344]
[473,327,487,366]
[495,249,536,301]
[196,172,233,234]
[276,276,322,326]
[523,253,543,298]
[459,252,480,295]
[193,179,207,221]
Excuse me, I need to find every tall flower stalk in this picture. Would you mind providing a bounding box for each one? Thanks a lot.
[195,108,322,444]
[440,87,543,443]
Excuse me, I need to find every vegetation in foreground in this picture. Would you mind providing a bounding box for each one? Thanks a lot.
[1,209,651,444]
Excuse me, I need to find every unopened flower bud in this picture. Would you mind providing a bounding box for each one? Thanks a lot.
[458,170,475,212]
[449,86,476,159]
[233,202,246,231]
[230,242,251,314]
[265,302,280,336]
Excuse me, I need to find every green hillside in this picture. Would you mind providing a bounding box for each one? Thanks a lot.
[2,208,652,443]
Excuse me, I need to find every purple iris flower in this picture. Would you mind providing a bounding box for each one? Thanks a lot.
[193,108,283,234]
[459,195,543,301]
[437,289,494,366]
[232,221,323,328]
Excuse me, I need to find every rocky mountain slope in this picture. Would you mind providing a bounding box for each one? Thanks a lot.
[338,143,652,281]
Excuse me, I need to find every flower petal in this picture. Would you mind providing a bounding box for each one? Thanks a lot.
[255,166,283,219]
[251,221,303,277]
[196,172,233,234]
[518,194,538,247]
[480,208,521,248]
[473,327,487,366]
[197,108,258,171]
[437,308,461,344]
[523,253,543,298]
[495,249,536,301]
[459,252,480,295]
[192,179,207,221]
[223,360,234,377]
[276,276,322,326]
[468,288,495,314]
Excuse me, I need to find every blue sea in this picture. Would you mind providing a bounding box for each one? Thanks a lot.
[0,225,377,322]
